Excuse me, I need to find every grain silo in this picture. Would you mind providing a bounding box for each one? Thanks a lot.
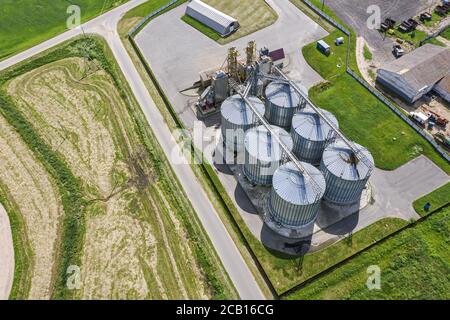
[243,125,293,185]
[221,95,265,152]
[291,106,339,165]
[269,161,326,227]
[264,81,301,128]
[320,140,374,205]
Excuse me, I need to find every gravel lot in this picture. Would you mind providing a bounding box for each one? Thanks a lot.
[326,0,440,64]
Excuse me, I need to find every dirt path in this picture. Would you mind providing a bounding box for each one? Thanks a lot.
[356,36,376,84]
[0,202,14,300]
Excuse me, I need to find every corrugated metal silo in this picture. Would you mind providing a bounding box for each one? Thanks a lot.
[291,106,339,165]
[221,95,265,151]
[264,81,301,128]
[320,140,374,205]
[243,125,293,185]
[269,161,326,227]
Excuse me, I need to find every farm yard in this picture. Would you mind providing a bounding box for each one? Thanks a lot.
[0,36,237,299]
[0,0,128,60]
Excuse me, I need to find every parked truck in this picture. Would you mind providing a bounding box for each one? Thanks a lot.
[410,112,429,126]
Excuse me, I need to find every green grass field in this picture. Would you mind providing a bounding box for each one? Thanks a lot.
[0,0,128,60]
[441,27,450,41]
[181,0,278,44]
[363,44,372,61]
[392,28,445,47]
[413,183,450,217]
[181,15,221,41]
[284,205,450,300]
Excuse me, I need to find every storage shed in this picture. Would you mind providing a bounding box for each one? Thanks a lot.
[317,40,331,55]
[185,0,240,37]
[376,44,450,103]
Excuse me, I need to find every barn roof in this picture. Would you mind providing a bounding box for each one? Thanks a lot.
[436,74,450,93]
[379,44,450,91]
[187,0,238,29]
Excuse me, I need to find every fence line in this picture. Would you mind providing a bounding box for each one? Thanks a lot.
[420,24,450,46]
[128,0,180,37]
[301,0,450,163]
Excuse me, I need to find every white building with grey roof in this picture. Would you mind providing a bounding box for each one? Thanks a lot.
[376,44,450,103]
[185,0,239,37]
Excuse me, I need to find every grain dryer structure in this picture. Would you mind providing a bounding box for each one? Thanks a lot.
[209,43,375,241]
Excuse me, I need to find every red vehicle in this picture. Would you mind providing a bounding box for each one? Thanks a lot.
[427,111,449,127]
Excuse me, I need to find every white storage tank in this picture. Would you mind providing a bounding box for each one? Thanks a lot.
[320,140,374,205]
[264,81,301,128]
[291,106,339,165]
[221,95,265,152]
[243,125,293,185]
[269,161,326,227]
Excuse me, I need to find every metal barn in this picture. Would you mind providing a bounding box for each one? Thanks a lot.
[185,0,240,37]
[376,44,450,104]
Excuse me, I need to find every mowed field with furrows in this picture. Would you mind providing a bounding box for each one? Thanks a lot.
[0,116,63,299]
[0,38,237,299]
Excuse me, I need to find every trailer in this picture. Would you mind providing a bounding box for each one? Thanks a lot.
[380,18,396,32]
[317,40,331,56]
[419,12,432,22]
[399,21,412,33]
[410,112,429,126]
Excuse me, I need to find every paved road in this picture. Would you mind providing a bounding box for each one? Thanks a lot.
[0,0,264,299]
[0,202,14,300]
